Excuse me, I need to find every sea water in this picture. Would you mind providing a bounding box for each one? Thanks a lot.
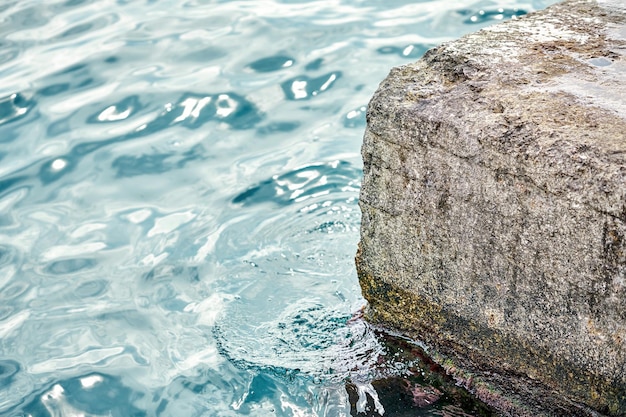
[0,1,557,416]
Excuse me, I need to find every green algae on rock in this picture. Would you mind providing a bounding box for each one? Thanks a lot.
[356,0,626,415]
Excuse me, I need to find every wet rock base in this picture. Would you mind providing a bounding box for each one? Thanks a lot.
[357,0,626,415]
[346,329,497,417]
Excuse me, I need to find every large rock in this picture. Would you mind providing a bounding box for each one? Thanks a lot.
[356,0,626,415]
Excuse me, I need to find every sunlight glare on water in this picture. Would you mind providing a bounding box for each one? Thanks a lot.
[0,0,557,415]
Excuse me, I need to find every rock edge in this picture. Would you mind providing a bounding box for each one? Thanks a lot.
[357,0,626,415]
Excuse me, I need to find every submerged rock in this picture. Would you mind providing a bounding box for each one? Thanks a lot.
[342,326,497,417]
[356,0,626,415]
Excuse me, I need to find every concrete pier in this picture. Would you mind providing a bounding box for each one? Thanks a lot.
[356,0,626,415]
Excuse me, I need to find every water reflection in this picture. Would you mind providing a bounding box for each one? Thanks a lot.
[44,258,97,275]
[281,72,342,100]
[0,93,34,128]
[0,279,30,301]
[215,302,382,380]
[1,88,261,188]
[0,39,20,66]
[90,95,142,122]
[256,121,301,135]
[343,105,367,128]
[460,7,527,24]
[305,58,324,71]
[39,156,76,184]
[376,44,431,59]
[248,55,296,72]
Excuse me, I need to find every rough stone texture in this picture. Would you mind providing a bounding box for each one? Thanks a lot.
[356,0,626,416]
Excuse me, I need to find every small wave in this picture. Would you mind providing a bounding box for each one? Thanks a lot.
[232,160,360,207]
[214,301,384,384]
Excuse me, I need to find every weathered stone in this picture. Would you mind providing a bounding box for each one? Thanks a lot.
[356,0,626,415]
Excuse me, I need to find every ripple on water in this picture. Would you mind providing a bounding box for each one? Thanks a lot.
[0,305,15,321]
[142,264,200,283]
[215,159,365,384]
[247,55,296,72]
[88,95,144,123]
[38,156,76,185]
[151,364,306,416]
[99,91,262,133]
[44,258,97,275]
[48,90,182,138]
[232,160,360,207]
[184,46,228,63]
[215,301,383,382]
[0,359,20,386]
[281,71,342,100]
[305,58,324,71]
[37,61,104,106]
[0,39,19,66]
[58,0,93,9]
[0,279,30,301]
[29,88,261,186]
[15,373,146,417]
[343,105,367,128]
[0,244,18,267]
[73,279,108,298]
[223,161,361,273]
[0,93,35,130]
[54,14,116,42]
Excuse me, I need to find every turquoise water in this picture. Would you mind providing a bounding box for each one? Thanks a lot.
[0,1,557,416]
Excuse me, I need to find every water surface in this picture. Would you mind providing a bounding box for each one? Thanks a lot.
[0,0,557,415]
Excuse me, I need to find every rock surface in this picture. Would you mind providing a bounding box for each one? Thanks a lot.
[356,0,626,415]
